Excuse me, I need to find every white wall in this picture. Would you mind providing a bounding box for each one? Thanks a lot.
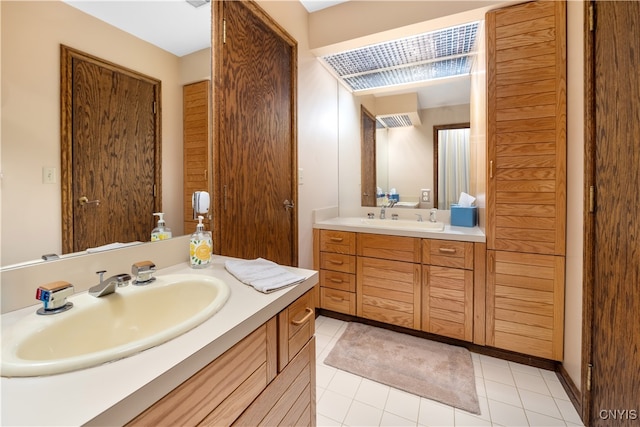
[564,0,585,389]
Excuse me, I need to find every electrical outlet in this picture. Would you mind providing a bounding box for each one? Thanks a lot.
[421,189,430,202]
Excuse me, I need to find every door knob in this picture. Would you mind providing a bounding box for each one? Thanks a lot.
[283,199,295,210]
[79,196,100,206]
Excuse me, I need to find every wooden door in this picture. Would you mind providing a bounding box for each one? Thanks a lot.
[61,46,161,253]
[361,106,377,207]
[589,1,640,425]
[215,1,297,266]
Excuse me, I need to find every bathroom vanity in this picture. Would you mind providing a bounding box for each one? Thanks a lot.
[0,255,318,426]
[313,216,487,345]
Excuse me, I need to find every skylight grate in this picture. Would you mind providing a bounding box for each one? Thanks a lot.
[321,22,479,92]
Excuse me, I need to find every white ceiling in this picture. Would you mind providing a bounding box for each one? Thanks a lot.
[65,0,469,108]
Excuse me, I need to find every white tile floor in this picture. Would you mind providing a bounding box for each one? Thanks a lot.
[315,316,585,427]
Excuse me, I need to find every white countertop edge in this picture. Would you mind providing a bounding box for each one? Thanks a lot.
[1,257,318,427]
[314,217,486,243]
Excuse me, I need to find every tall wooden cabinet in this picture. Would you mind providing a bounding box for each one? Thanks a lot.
[486,0,566,360]
[183,80,211,233]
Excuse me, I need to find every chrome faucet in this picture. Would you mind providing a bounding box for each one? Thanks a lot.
[429,208,438,223]
[380,199,397,219]
[89,270,131,297]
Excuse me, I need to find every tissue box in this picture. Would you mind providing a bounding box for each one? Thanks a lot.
[450,204,477,227]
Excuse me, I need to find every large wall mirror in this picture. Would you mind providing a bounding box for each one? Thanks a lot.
[363,102,471,209]
[0,0,211,267]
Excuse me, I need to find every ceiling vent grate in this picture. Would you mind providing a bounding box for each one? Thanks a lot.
[321,22,479,92]
[378,115,414,128]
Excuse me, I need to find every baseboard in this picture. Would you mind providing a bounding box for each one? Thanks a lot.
[317,309,558,371]
[557,364,583,419]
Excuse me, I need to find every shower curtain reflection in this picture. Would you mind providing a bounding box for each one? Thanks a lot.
[438,128,470,209]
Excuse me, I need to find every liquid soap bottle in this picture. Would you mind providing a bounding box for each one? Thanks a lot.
[190,215,212,268]
[151,212,172,241]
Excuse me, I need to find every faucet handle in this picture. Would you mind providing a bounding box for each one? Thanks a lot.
[35,281,74,315]
[415,214,424,222]
[132,260,156,285]
[96,270,107,283]
[429,208,438,222]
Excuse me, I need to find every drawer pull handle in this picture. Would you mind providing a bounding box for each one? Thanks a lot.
[330,237,344,242]
[330,278,344,283]
[438,248,457,254]
[329,295,345,302]
[329,260,344,265]
[291,307,314,326]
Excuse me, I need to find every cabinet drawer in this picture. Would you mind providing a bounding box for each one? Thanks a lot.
[320,269,355,292]
[320,252,356,274]
[278,291,315,371]
[320,287,356,315]
[358,233,421,263]
[320,230,356,254]
[423,239,474,269]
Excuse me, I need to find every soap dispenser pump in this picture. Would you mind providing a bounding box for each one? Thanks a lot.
[190,215,212,268]
[151,212,172,241]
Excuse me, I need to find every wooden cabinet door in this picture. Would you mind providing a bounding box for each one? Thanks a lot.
[487,250,565,360]
[486,0,566,256]
[357,257,421,329]
[422,265,474,342]
[183,80,211,233]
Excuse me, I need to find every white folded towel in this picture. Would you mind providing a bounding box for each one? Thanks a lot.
[224,258,305,293]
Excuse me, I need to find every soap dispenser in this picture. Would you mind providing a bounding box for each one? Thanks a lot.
[190,215,212,268]
[151,212,172,241]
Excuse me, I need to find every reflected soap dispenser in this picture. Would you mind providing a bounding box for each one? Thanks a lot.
[151,212,172,241]
[190,215,212,268]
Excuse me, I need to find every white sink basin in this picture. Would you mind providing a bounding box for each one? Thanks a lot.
[331,217,445,232]
[1,274,230,377]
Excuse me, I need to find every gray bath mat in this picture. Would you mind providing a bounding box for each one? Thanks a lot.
[324,322,480,414]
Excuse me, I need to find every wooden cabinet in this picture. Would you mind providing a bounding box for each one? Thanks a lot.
[317,230,357,315]
[183,80,211,233]
[422,240,474,342]
[486,0,566,361]
[127,291,315,426]
[356,234,421,329]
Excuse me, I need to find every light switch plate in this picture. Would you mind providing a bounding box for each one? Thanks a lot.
[43,167,57,184]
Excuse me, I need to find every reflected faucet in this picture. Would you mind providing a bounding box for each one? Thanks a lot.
[429,208,438,223]
[380,199,397,219]
[89,270,131,297]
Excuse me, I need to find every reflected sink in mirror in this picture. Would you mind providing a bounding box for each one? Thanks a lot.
[1,274,230,377]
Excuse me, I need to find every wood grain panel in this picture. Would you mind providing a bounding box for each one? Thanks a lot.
[495,92,556,110]
[495,66,556,86]
[319,230,356,255]
[495,204,555,217]
[496,104,556,122]
[496,28,556,50]
[357,233,421,263]
[183,80,210,232]
[496,54,556,75]
[496,129,556,145]
[494,0,555,27]
[129,321,271,426]
[495,41,555,63]
[495,117,556,133]
[320,270,355,292]
[496,215,556,230]
[494,330,554,360]
[422,265,473,341]
[358,257,421,329]
[320,253,356,274]
[217,0,297,265]
[495,168,556,180]
[495,78,556,97]
[495,154,556,169]
[320,288,355,315]
[495,14,556,39]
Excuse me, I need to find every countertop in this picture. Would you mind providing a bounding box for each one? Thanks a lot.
[0,257,318,426]
[314,216,486,243]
